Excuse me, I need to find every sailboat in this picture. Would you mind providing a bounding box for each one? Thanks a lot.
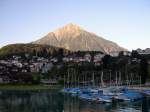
[114,74,144,102]
[143,90,150,96]
[114,88,143,101]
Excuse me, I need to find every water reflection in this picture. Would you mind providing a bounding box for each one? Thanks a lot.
[0,90,149,112]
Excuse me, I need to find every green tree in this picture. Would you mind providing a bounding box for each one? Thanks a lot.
[140,57,148,84]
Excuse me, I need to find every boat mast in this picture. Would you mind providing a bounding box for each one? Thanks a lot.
[101,70,105,87]
[74,69,76,87]
[116,71,118,88]
[109,70,111,86]
[67,68,69,88]
[92,71,95,88]
[119,71,121,87]
[64,74,65,88]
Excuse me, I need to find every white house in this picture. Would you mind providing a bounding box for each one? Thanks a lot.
[110,52,119,57]
[123,51,131,56]
[136,48,150,55]
[94,53,105,62]
[84,53,91,62]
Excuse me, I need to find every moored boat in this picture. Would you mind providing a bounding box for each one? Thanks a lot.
[142,90,150,96]
[96,94,112,103]
[114,89,143,101]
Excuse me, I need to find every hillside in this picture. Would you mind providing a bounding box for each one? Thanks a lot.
[0,44,69,58]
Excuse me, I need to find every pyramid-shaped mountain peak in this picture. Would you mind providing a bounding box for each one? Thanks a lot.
[55,23,83,32]
[52,23,84,40]
[65,23,81,28]
[33,23,127,53]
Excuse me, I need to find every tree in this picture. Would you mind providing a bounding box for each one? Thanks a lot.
[118,51,124,57]
[102,55,111,69]
[131,50,140,58]
[32,73,41,84]
[57,48,64,62]
[140,57,148,84]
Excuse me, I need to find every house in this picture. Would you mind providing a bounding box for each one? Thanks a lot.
[11,68,18,72]
[41,62,53,73]
[73,57,80,63]
[40,79,58,85]
[0,76,10,84]
[0,78,3,83]
[84,53,91,62]
[110,51,131,57]
[131,58,141,63]
[30,64,40,72]
[94,53,104,62]
[51,58,58,63]
[145,48,150,54]
[136,48,150,55]
[63,57,70,62]
[22,69,28,72]
[12,55,21,60]
[110,51,119,57]
[123,51,131,56]
[73,57,85,63]
[94,61,102,66]
[30,62,44,72]
[13,62,23,68]
[136,48,143,53]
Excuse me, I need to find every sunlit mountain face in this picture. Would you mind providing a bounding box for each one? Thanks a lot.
[33,23,127,54]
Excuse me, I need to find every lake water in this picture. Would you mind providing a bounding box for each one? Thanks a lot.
[0,90,149,112]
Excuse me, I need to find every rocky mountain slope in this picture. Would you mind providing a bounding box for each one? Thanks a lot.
[33,23,127,54]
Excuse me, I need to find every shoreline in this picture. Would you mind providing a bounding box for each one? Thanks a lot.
[0,84,149,91]
[0,84,62,91]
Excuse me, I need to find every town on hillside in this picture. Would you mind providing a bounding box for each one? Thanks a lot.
[0,49,149,85]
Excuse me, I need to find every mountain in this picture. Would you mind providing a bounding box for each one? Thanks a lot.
[33,23,127,54]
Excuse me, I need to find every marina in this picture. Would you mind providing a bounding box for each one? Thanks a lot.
[61,86,150,103]
[61,67,150,104]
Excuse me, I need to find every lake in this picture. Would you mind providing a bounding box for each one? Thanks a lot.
[0,90,149,112]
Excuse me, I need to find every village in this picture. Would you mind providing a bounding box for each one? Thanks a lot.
[0,49,149,85]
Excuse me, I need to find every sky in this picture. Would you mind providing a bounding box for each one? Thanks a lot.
[0,0,150,50]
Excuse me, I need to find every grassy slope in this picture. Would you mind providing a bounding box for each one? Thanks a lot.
[0,43,69,57]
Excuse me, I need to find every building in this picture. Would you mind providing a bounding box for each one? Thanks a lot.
[123,51,131,56]
[136,48,150,55]
[40,79,58,85]
[84,53,91,62]
[94,53,104,62]
[110,51,119,57]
